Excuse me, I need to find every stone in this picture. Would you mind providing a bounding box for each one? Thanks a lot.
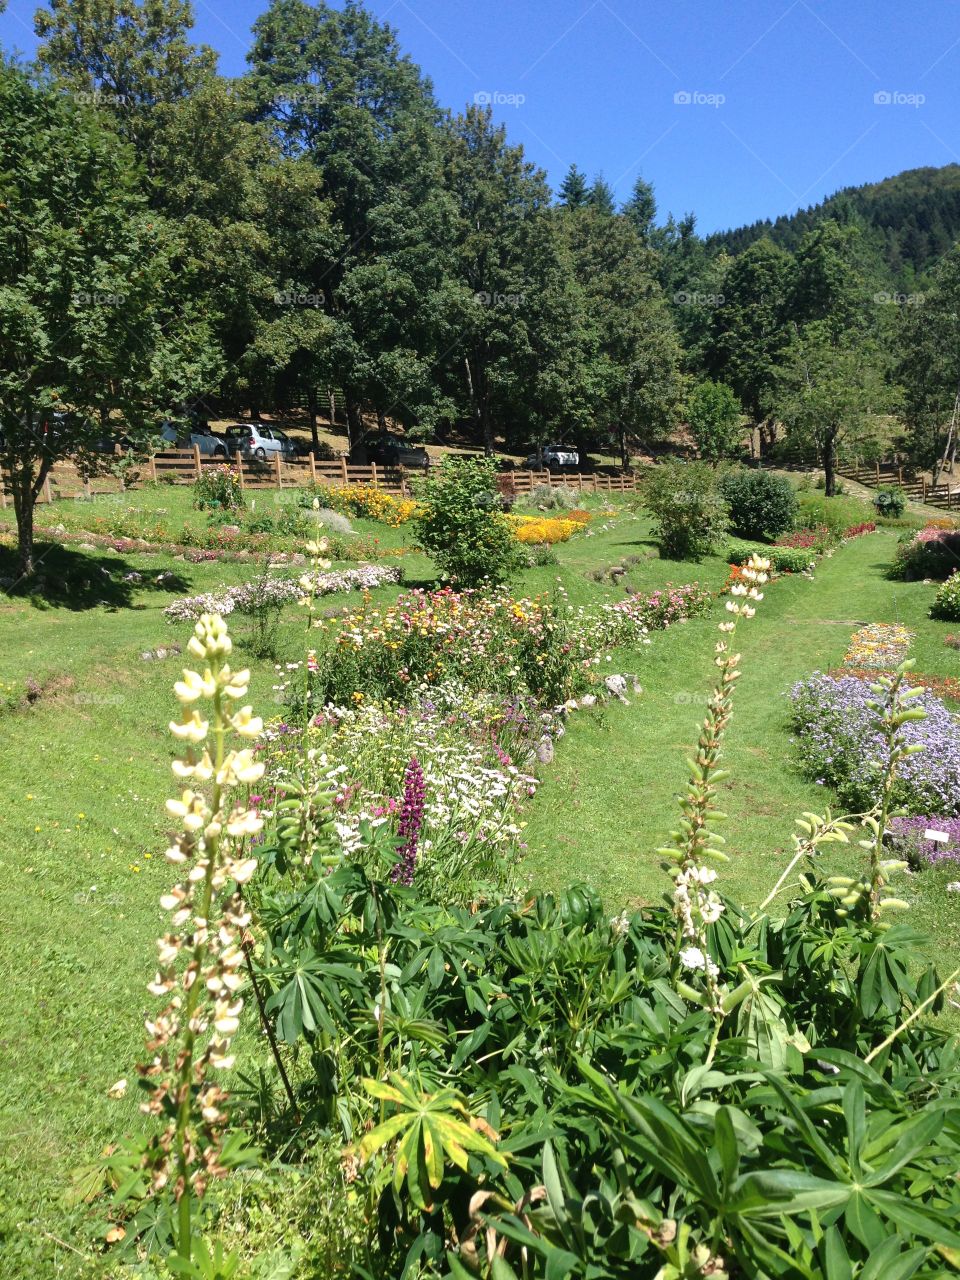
[604,674,630,704]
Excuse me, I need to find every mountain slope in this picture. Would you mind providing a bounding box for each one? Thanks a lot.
[707,164,960,282]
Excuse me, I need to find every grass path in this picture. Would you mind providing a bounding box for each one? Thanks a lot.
[522,530,960,974]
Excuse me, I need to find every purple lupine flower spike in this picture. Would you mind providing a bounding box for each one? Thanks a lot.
[391,757,426,886]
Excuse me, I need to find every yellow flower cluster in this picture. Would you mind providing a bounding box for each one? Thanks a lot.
[842,622,914,670]
[509,514,586,544]
[327,483,421,526]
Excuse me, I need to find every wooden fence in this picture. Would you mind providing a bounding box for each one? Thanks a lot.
[1,448,642,507]
[835,461,960,511]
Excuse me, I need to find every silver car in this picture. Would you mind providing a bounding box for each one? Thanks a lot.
[225,423,298,462]
[160,422,228,458]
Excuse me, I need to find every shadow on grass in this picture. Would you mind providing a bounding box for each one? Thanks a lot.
[0,542,190,611]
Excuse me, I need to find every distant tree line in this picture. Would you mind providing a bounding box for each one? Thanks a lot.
[4,0,960,574]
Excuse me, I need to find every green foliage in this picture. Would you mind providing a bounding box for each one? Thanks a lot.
[720,468,797,540]
[687,379,742,463]
[642,462,729,560]
[0,60,219,574]
[193,466,244,512]
[527,483,579,510]
[893,529,960,581]
[874,487,907,519]
[414,456,523,586]
[931,569,960,620]
[727,539,814,574]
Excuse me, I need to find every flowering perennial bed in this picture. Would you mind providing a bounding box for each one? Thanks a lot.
[164,564,401,623]
[887,815,960,867]
[257,683,547,898]
[600,581,712,634]
[842,622,914,670]
[789,671,960,813]
[508,514,588,544]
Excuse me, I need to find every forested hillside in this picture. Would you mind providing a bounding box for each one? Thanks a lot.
[707,164,960,285]
[4,0,960,494]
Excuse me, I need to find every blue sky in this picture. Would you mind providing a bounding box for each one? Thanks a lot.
[2,0,959,232]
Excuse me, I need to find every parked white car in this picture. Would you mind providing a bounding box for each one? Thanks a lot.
[225,423,298,461]
[524,443,580,472]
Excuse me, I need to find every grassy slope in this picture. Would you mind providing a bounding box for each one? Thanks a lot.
[522,528,960,974]
[0,492,958,1274]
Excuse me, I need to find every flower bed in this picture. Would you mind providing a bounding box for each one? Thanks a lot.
[888,815,960,868]
[600,581,712,635]
[893,526,960,580]
[305,585,608,708]
[789,671,960,812]
[508,514,587,544]
[319,483,420,526]
[257,683,548,898]
[164,564,401,623]
[842,622,913,670]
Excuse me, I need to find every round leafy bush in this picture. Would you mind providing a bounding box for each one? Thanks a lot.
[931,569,960,619]
[873,486,906,519]
[893,528,960,580]
[192,465,243,512]
[414,455,524,587]
[727,539,814,574]
[719,468,796,541]
[642,461,728,561]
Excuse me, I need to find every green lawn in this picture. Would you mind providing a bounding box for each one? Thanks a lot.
[0,490,958,1275]
[522,527,960,976]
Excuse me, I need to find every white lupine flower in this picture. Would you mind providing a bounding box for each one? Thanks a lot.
[230,708,264,740]
[170,711,209,743]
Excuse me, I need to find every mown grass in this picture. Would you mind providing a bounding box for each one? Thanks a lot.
[0,485,957,1275]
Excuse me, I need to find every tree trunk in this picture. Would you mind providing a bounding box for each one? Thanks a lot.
[823,427,838,497]
[463,355,493,454]
[345,394,363,456]
[307,386,320,453]
[12,466,37,580]
[618,427,629,470]
[376,408,387,433]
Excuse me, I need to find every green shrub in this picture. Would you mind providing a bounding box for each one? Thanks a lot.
[192,464,243,512]
[414,455,523,586]
[796,490,885,535]
[728,538,815,573]
[643,461,728,560]
[873,486,906,518]
[528,483,578,510]
[893,529,960,580]
[719,467,796,540]
[931,569,960,618]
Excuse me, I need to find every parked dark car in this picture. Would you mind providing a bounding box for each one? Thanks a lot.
[359,435,430,470]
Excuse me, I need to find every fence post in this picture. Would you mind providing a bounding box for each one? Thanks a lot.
[340,455,349,484]
[236,459,244,492]
[274,453,283,490]
[193,443,202,481]
[592,475,598,493]
[309,452,317,486]
[149,453,158,484]
[577,473,583,493]
[43,474,53,505]
[922,476,927,503]
[898,466,903,487]
[84,473,92,500]
[371,461,379,488]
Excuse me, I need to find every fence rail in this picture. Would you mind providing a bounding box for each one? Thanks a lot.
[1,448,642,507]
[835,461,960,511]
